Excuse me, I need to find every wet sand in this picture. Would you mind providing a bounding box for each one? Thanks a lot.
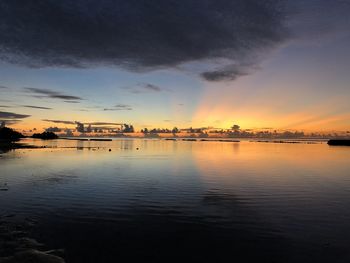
[0,215,65,263]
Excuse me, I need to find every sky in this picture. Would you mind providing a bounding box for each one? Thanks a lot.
[0,0,349,133]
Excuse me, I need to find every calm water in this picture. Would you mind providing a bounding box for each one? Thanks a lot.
[1,139,350,262]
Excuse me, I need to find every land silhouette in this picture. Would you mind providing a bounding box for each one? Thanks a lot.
[32,132,58,140]
[0,127,55,153]
[0,127,25,142]
[327,140,350,146]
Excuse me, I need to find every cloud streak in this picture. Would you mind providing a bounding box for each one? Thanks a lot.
[42,119,76,125]
[103,104,133,111]
[0,0,288,81]
[122,83,164,94]
[42,119,123,126]
[23,87,83,101]
[201,63,258,81]
[63,101,81,104]
[85,122,123,126]
[45,127,62,133]
[143,84,162,92]
[21,105,53,110]
[0,111,31,119]
[0,119,22,126]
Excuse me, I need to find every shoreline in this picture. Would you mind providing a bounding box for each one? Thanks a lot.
[0,141,45,154]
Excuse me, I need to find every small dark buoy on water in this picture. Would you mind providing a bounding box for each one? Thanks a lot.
[0,183,8,191]
[109,149,111,152]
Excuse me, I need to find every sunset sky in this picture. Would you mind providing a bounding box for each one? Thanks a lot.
[0,0,349,133]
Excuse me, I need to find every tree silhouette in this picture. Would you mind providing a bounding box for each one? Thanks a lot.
[231,124,240,131]
[0,127,25,141]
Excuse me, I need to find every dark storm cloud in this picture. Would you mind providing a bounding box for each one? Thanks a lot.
[23,87,83,101]
[0,0,288,81]
[287,0,350,42]
[0,111,30,119]
[21,105,53,110]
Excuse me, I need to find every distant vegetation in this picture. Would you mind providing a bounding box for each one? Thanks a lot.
[0,127,25,141]
[41,121,350,139]
[32,131,58,140]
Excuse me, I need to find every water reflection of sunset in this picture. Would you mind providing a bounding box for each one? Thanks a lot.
[192,141,350,183]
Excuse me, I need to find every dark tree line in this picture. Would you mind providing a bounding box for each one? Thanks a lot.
[0,127,25,141]
[141,127,180,134]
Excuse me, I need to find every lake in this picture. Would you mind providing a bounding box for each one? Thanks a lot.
[1,138,350,262]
